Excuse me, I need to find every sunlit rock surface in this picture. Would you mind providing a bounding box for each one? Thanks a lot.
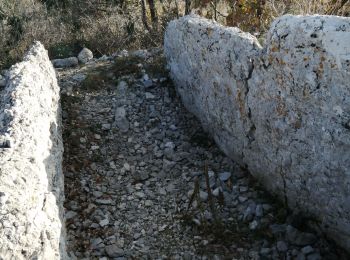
[0,42,66,259]
[165,14,350,251]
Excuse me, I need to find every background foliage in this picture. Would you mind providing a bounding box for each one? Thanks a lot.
[0,0,349,70]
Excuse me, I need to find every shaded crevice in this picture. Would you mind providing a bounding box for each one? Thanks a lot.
[244,60,256,146]
[0,138,10,148]
[246,60,255,81]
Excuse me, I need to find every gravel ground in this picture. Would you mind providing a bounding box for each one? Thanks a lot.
[58,50,347,259]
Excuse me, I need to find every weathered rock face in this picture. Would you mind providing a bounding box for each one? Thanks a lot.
[165,15,350,251]
[0,42,66,259]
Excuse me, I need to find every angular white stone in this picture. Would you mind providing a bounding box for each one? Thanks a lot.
[78,47,93,64]
[99,218,109,227]
[0,42,66,259]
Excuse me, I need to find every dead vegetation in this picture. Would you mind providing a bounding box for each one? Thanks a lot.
[179,161,277,258]
[0,1,349,70]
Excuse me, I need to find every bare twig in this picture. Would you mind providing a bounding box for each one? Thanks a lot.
[326,0,350,14]
[187,177,199,212]
[204,161,218,222]
[210,2,227,18]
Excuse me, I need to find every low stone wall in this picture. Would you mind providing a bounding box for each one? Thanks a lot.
[0,42,66,259]
[165,15,350,251]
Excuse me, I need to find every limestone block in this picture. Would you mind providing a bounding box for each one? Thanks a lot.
[0,42,66,259]
[164,15,350,251]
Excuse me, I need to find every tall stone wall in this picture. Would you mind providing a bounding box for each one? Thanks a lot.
[165,15,350,251]
[0,42,66,259]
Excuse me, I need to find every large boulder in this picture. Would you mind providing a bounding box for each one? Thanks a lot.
[165,15,350,251]
[78,47,93,63]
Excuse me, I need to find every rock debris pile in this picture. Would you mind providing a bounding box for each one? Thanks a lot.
[58,49,346,259]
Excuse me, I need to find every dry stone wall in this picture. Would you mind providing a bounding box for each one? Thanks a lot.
[165,15,350,251]
[0,42,66,259]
